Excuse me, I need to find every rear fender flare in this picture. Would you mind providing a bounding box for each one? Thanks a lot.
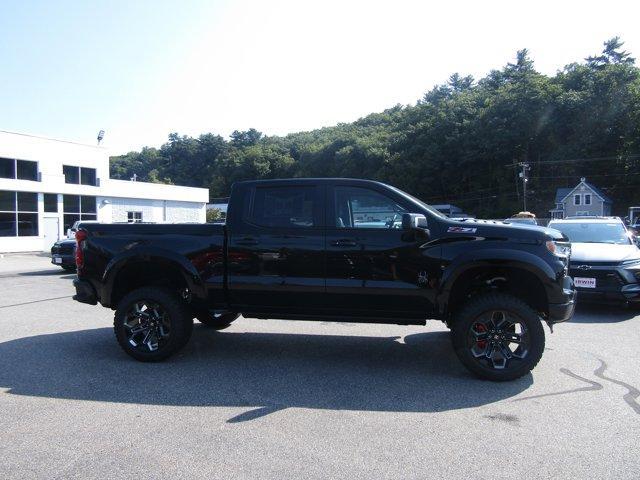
[102,246,206,307]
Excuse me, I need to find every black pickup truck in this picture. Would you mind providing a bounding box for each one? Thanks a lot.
[73,178,576,381]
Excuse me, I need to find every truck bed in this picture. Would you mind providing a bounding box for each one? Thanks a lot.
[77,222,226,308]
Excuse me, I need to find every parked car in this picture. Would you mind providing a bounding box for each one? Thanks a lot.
[548,217,640,305]
[72,178,576,381]
[51,238,77,271]
[504,211,537,226]
[67,220,100,239]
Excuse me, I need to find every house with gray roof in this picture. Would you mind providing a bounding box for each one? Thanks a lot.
[549,177,612,219]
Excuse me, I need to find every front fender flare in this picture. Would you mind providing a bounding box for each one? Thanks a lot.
[437,248,558,314]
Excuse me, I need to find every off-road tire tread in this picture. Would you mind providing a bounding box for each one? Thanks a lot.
[196,312,239,330]
[451,292,545,381]
[113,287,193,362]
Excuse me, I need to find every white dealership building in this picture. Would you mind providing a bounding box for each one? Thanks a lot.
[0,130,209,253]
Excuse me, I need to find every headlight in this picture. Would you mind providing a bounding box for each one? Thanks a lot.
[621,259,640,280]
[621,258,640,267]
[546,240,571,258]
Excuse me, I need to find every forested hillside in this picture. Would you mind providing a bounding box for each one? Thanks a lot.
[110,38,640,218]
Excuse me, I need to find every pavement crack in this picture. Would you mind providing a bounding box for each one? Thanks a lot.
[591,357,640,415]
[0,296,72,309]
[514,368,602,402]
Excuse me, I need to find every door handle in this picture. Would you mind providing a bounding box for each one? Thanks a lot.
[331,239,357,247]
[236,237,258,246]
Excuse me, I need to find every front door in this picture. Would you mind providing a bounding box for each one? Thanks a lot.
[325,185,438,318]
[42,217,60,251]
[227,183,325,314]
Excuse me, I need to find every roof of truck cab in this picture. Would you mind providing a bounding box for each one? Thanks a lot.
[235,178,389,186]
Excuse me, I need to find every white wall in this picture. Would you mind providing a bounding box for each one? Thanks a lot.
[0,130,210,253]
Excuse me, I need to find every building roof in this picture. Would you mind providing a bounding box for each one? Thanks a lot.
[557,179,613,204]
[583,181,613,203]
[554,188,572,204]
[0,129,105,149]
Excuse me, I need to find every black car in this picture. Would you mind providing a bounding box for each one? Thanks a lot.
[51,238,77,271]
[548,217,640,305]
[72,178,576,381]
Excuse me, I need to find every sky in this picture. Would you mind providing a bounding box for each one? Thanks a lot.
[1,0,639,155]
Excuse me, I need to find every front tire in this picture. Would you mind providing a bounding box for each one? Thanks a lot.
[451,293,545,381]
[114,287,193,362]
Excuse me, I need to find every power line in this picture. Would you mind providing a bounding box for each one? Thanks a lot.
[506,153,640,168]
[532,172,640,179]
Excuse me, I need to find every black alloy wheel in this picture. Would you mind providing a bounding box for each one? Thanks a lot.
[123,300,171,353]
[114,287,193,362]
[468,310,529,370]
[451,293,545,381]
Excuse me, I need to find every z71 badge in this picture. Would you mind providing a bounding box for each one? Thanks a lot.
[447,226,477,233]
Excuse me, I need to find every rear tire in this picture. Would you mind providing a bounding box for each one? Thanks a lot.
[451,293,545,381]
[196,312,239,330]
[114,287,193,362]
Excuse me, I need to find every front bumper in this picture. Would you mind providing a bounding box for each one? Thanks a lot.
[73,279,98,305]
[575,282,640,304]
[548,275,576,323]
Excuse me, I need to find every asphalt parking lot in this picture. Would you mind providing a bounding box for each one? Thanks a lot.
[0,254,638,479]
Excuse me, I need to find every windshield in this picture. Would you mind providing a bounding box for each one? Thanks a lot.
[506,218,537,225]
[387,185,447,219]
[549,222,631,245]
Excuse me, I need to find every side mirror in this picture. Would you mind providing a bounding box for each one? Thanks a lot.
[402,213,428,231]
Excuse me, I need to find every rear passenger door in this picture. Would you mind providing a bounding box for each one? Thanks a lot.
[227,183,325,313]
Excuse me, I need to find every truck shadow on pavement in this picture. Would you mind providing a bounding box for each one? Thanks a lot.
[0,326,532,422]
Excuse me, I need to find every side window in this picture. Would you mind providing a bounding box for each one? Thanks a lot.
[334,186,406,229]
[250,186,316,228]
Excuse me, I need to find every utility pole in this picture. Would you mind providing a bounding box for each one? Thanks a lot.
[518,162,530,211]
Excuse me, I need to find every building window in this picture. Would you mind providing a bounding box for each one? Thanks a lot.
[63,165,97,186]
[0,158,14,179]
[574,194,581,205]
[556,203,564,210]
[81,168,97,186]
[44,193,58,213]
[17,160,38,181]
[584,194,591,205]
[127,211,143,223]
[62,195,97,232]
[0,190,39,237]
[0,158,38,181]
[63,165,79,184]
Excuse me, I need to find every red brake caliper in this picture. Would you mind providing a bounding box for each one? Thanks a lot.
[473,323,487,349]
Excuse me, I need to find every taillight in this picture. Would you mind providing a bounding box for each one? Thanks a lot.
[75,230,88,270]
